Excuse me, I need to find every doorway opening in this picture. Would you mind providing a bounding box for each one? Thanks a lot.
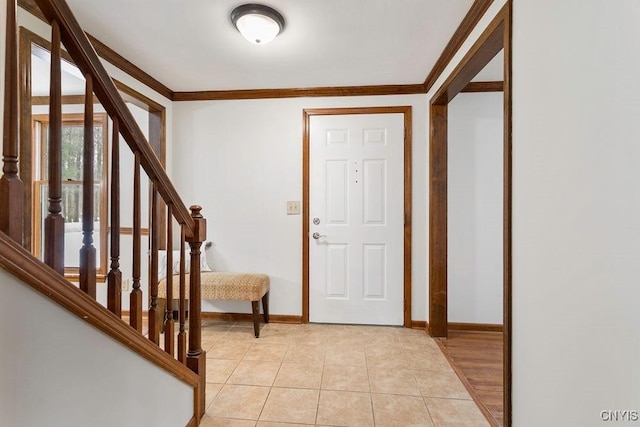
[428,3,512,426]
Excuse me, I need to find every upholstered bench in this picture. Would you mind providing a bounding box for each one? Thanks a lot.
[157,272,270,337]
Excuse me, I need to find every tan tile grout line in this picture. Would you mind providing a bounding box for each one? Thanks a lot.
[365,334,378,427]
[315,344,327,426]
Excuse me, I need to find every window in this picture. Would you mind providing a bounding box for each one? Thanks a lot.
[32,113,109,281]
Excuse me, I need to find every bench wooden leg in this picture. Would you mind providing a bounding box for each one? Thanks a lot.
[157,298,166,333]
[262,291,269,324]
[251,301,261,338]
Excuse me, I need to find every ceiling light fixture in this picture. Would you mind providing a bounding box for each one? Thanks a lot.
[231,3,285,45]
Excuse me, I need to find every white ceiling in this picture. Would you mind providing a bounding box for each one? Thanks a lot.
[60,0,478,92]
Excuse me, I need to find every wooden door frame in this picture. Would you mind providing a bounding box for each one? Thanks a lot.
[428,2,512,425]
[302,106,413,327]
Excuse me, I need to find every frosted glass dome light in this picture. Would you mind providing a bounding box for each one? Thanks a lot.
[231,4,285,45]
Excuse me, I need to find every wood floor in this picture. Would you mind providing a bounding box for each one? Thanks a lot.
[437,330,504,426]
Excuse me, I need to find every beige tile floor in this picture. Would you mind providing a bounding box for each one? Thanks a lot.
[198,320,489,427]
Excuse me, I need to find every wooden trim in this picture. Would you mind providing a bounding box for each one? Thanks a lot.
[411,320,428,331]
[0,232,199,387]
[503,3,513,425]
[403,109,413,328]
[31,94,99,105]
[428,3,511,426]
[114,79,165,114]
[302,109,310,324]
[16,0,44,20]
[461,81,504,93]
[121,310,149,318]
[423,0,495,93]
[113,226,150,236]
[434,337,500,427]
[17,0,173,100]
[201,312,302,324]
[173,84,426,101]
[429,4,508,335]
[85,34,173,100]
[63,271,107,284]
[448,322,504,332]
[429,103,448,338]
[432,9,505,105]
[186,414,198,427]
[302,106,412,327]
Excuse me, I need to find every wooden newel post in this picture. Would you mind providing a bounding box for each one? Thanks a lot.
[186,205,206,419]
[0,0,24,245]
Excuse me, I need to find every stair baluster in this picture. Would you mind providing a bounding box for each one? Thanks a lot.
[130,152,143,332]
[164,205,175,356]
[178,227,187,364]
[149,185,160,343]
[44,20,64,274]
[107,118,122,316]
[79,75,96,298]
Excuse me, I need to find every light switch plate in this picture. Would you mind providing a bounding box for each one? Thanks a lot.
[287,201,300,215]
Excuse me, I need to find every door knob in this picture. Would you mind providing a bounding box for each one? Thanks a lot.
[312,232,326,240]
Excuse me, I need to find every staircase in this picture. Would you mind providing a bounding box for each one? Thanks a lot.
[0,0,206,424]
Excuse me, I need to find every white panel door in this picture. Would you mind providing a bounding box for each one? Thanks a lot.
[309,113,404,325]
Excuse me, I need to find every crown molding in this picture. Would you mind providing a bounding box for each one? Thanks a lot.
[18,0,494,102]
[173,84,426,102]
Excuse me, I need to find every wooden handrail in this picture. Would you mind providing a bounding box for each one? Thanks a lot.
[32,0,194,233]
[3,0,206,421]
[0,0,206,425]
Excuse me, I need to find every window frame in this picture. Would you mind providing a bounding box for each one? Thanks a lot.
[31,112,109,282]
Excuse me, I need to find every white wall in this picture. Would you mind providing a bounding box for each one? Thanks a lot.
[512,0,640,425]
[172,94,428,320]
[0,269,193,427]
[448,92,503,324]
